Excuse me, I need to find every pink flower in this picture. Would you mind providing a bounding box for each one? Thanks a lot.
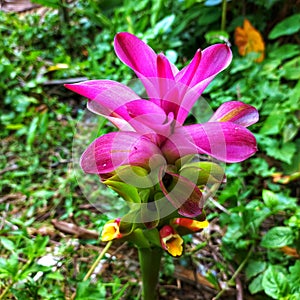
[65,33,258,218]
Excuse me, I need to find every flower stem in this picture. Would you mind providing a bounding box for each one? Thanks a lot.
[221,0,227,31]
[83,241,112,281]
[138,247,162,300]
[212,245,254,300]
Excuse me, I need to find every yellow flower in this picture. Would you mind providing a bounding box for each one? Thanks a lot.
[101,219,122,241]
[234,19,265,62]
[159,225,183,257]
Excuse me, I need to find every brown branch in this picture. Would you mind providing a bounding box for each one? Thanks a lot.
[51,219,99,239]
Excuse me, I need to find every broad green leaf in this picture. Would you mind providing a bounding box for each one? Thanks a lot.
[262,265,290,299]
[153,15,175,35]
[0,237,15,252]
[262,190,278,208]
[262,190,298,211]
[288,261,300,293]
[269,44,300,61]
[259,109,285,135]
[249,273,264,294]
[281,56,300,80]
[283,121,299,143]
[269,14,300,39]
[261,226,294,248]
[265,140,296,164]
[246,260,267,280]
[205,30,229,44]
[75,280,106,300]
[46,271,65,281]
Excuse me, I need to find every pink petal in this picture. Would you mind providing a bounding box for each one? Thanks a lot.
[65,80,141,130]
[175,49,202,86]
[174,44,232,124]
[65,80,139,103]
[161,122,257,163]
[157,53,176,79]
[190,44,232,89]
[159,169,203,217]
[209,101,259,127]
[114,33,180,107]
[113,100,173,137]
[114,32,157,77]
[80,132,163,174]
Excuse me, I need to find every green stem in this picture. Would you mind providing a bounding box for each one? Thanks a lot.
[213,245,254,300]
[221,0,227,31]
[83,241,112,281]
[138,247,162,300]
[0,281,13,300]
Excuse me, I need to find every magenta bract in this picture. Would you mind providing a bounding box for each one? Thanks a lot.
[65,32,259,218]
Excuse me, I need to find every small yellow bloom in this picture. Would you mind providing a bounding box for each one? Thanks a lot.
[159,225,183,257]
[101,219,122,242]
[163,234,183,257]
[234,19,265,62]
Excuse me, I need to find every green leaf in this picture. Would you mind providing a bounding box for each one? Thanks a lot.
[26,116,39,149]
[31,0,61,9]
[269,14,300,39]
[262,190,279,208]
[0,237,15,252]
[153,15,175,35]
[205,30,229,44]
[246,260,267,280]
[249,273,264,294]
[288,261,300,293]
[269,44,300,61]
[261,226,294,248]
[281,56,300,80]
[46,271,65,281]
[265,141,296,164]
[283,121,299,143]
[262,190,298,211]
[262,265,290,299]
[259,109,285,135]
[75,280,106,300]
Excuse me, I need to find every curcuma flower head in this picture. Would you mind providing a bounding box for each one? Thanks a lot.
[66,33,258,255]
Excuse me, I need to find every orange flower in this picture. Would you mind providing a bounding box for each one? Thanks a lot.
[234,19,265,62]
[172,218,209,232]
